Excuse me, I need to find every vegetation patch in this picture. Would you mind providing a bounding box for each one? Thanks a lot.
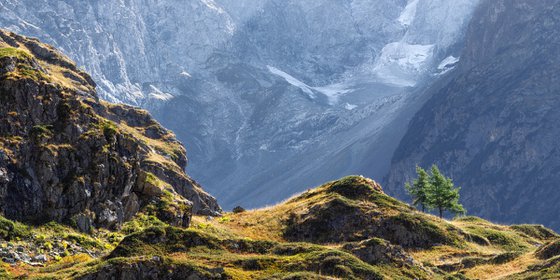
[511,224,559,241]
[0,216,32,241]
[325,175,382,200]
[109,226,222,258]
[378,213,464,248]
[0,47,32,60]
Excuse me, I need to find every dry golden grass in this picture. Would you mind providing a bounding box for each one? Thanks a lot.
[195,184,349,242]
[465,252,539,280]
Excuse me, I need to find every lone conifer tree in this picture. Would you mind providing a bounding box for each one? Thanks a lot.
[405,166,430,212]
[405,165,466,218]
[426,165,465,218]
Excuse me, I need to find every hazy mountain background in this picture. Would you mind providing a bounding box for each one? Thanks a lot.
[0,0,480,208]
[4,0,558,231]
[386,0,560,230]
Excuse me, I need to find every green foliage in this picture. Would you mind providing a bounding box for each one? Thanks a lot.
[405,165,465,218]
[510,224,559,241]
[405,166,431,212]
[121,213,167,235]
[0,216,32,240]
[63,233,104,249]
[427,165,465,218]
[101,121,118,141]
[0,47,32,60]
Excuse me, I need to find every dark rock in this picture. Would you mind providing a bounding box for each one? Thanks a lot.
[232,206,246,213]
[74,213,94,234]
[342,238,416,266]
[536,239,560,260]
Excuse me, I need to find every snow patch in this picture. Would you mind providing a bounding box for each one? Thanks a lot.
[267,66,353,104]
[19,19,40,30]
[147,85,173,101]
[398,0,420,26]
[267,65,316,98]
[200,0,225,13]
[180,71,192,78]
[313,83,353,104]
[344,103,358,110]
[373,42,434,86]
[437,55,460,70]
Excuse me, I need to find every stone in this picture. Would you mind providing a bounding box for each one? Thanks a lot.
[33,254,48,263]
[232,206,246,214]
[74,214,93,233]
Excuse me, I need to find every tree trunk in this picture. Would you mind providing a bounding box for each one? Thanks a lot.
[439,207,443,218]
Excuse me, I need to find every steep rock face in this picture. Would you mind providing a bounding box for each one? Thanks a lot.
[0,30,220,231]
[386,0,560,229]
[0,0,234,104]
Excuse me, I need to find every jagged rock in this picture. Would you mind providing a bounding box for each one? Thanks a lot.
[73,213,94,234]
[0,30,221,231]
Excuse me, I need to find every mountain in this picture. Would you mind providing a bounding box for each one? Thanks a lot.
[386,0,560,230]
[0,32,558,278]
[0,0,480,209]
[0,29,220,233]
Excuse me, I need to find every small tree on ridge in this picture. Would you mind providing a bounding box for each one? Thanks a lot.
[405,166,430,212]
[405,165,465,218]
[427,165,465,218]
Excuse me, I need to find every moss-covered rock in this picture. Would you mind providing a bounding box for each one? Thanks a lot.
[325,175,383,200]
[110,226,221,258]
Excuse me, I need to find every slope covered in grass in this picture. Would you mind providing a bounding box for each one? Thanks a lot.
[1,176,559,279]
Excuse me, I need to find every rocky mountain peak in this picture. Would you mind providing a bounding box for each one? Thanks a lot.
[0,30,220,232]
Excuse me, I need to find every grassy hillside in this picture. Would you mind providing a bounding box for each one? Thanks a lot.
[1,176,559,279]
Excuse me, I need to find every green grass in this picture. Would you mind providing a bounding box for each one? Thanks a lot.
[0,169,556,280]
[0,216,32,240]
[510,224,559,241]
[0,47,32,60]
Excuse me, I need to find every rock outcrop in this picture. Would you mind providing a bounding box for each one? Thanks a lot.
[0,30,220,231]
